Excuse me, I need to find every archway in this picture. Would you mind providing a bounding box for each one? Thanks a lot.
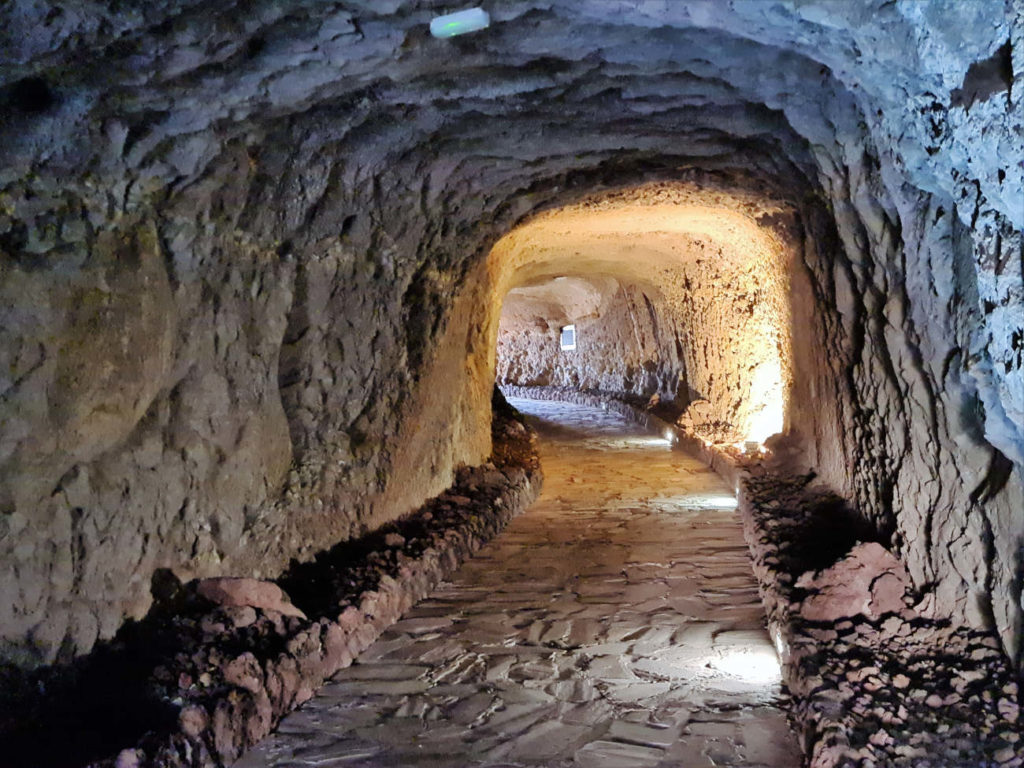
[485,181,794,449]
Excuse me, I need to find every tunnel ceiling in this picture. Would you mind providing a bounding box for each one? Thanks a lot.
[0,0,1021,669]
[487,183,791,292]
[2,1,1018,226]
[502,277,619,330]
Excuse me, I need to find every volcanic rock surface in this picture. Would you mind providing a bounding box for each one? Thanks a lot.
[0,390,541,768]
[740,468,1024,768]
[492,186,793,444]
[0,0,1021,709]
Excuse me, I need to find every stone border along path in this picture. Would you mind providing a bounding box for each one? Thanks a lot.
[502,386,1024,767]
[237,398,802,768]
[742,474,1024,768]
[2,395,540,768]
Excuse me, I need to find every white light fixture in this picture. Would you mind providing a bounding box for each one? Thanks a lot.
[430,7,491,38]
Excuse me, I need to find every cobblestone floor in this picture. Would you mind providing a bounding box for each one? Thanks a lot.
[237,399,800,768]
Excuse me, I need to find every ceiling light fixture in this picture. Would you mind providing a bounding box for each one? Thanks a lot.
[430,7,491,38]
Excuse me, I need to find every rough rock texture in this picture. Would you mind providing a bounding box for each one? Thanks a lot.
[0,0,1021,680]
[739,469,1024,768]
[497,277,689,401]
[0,393,541,768]
[795,542,912,623]
[195,579,306,620]
[523,387,1024,766]
[493,187,793,444]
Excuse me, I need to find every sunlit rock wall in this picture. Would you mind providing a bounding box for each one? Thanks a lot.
[0,0,1020,667]
[660,233,792,445]
[496,277,688,400]
[491,189,795,445]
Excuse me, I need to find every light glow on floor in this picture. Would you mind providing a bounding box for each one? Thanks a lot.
[709,647,783,684]
[593,435,673,449]
[658,493,738,510]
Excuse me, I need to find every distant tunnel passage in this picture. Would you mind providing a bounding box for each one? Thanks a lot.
[238,399,799,768]
[485,186,792,450]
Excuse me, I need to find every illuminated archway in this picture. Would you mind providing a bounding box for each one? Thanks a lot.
[484,182,795,447]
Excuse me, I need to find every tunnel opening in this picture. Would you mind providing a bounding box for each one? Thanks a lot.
[485,181,795,454]
[479,177,892,582]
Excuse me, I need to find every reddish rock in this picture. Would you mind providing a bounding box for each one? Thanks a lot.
[196,578,307,619]
[211,692,245,761]
[223,652,264,693]
[115,749,143,768]
[178,705,209,739]
[321,620,352,673]
[222,605,258,628]
[337,605,363,629]
[796,542,910,622]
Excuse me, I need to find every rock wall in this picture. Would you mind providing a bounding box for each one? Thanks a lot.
[1,391,542,768]
[0,0,1021,669]
[488,186,795,445]
[496,277,689,401]
[739,467,1024,768]
[0,144,499,668]
[664,239,791,445]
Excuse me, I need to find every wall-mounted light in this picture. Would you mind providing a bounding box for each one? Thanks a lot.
[430,7,491,38]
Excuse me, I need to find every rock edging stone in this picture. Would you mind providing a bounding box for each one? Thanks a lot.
[738,472,1023,768]
[117,440,540,766]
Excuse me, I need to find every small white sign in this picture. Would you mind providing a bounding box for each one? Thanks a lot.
[560,324,576,351]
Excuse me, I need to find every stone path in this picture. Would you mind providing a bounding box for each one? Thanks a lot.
[237,399,800,768]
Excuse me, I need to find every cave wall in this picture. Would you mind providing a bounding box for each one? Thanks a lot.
[0,145,496,666]
[492,198,794,445]
[659,233,792,445]
[0,0,1020,667]
[496,279,687,400]
[791,175,1024,659]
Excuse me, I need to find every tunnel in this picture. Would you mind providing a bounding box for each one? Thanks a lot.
[488,183,793,447]
[0,1,1022,766]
